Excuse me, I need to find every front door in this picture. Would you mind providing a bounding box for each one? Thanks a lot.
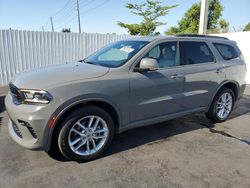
[129,41,185,122]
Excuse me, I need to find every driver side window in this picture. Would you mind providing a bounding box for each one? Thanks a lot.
[144,42,180,68]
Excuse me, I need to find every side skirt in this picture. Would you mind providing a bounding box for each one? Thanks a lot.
[119,107,206,133]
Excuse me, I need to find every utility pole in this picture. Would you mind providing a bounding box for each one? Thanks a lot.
[199,0,209,34]
[42,26,44,32]
[50,16,54,32]
[77,0,82,33]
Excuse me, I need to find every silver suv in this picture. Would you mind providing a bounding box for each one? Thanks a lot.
[5,35,247,162]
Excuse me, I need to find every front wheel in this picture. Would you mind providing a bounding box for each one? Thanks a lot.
[206,87,235,123]
[58,106,114,162]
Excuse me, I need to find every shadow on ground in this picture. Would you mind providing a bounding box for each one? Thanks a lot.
[231,94,250,118]
[0,96,5,128]
[49,94,250,162]
[0,96,5,113]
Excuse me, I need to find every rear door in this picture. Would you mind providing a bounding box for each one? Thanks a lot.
[180,40,225,109]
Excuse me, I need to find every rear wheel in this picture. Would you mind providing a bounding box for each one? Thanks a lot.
[206,87,235,123]
[58,106,114,162]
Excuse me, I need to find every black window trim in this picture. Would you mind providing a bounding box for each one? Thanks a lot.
[180,41,216,67]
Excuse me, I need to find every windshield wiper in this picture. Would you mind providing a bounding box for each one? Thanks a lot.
[84,61,96,65]
[78,59,97,65]
[78,59,85,62]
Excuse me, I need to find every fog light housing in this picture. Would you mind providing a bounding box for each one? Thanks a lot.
[18,120,37,139]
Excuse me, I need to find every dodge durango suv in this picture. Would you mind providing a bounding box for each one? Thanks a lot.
[5,35,247,162]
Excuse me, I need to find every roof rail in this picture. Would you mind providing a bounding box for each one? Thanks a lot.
[176,34,229,40]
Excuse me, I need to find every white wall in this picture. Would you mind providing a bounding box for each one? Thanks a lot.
[213,31,250,84]
[0,30,130,86]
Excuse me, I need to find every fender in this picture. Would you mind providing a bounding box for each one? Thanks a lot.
[206,80,240,112]
[43,95,122,152]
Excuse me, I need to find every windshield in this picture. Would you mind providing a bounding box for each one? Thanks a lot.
[84,40,149,68]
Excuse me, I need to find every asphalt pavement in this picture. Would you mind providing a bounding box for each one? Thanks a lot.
[0,86,250,188]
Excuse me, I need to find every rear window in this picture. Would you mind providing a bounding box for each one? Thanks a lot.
[181,41,214,65]
[213,43,239,60]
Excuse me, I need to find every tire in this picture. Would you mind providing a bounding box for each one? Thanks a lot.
[58,105,114,162]
[206,87,235,123]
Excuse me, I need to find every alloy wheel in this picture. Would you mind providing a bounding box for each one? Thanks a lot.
[216,92,233,119]
[68,115,109,156]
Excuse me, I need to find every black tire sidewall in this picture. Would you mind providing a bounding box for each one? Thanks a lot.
[210,88,235,122]
[58,106,114,162]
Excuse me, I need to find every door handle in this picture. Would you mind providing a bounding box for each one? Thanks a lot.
[170,74,184,79]
[215,69,223,74]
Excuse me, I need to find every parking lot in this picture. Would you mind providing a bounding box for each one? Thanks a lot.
[0,86,250,188]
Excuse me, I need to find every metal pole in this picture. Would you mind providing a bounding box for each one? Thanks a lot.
[199,0,209,34]
[77,0,81,33]
[50,16,54,32]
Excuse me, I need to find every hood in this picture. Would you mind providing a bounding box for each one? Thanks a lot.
[11,62,109,89]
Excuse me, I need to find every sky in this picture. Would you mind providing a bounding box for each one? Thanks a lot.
[0,0,249,34]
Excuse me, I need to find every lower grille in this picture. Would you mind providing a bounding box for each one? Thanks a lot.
[12,122,22,138]
[26,125,37,139]
[18,120,37,139]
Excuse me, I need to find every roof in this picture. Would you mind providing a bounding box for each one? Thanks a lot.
[123,34,229,42]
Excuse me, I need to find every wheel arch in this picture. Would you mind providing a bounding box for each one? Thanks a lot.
[45,97,121,152]
[217,81,239,100]
[207,80,240,112]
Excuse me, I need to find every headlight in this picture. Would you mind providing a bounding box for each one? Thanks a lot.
[19,89,53,104]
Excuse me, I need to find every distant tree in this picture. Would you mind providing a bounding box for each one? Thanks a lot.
[117,0,178,36]
[165,0,228,35]
[219,19,229,33]
[243,22,250,31]
[62,28,71,33]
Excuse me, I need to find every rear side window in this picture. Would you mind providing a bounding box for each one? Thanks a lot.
[213,43,239,60]
[181,41,214,65]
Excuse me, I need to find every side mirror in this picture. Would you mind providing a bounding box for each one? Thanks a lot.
[134,58,159,72]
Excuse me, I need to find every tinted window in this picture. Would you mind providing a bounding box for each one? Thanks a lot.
[181,42,214,65]
[143,42,180,68]
[214,43,239,60]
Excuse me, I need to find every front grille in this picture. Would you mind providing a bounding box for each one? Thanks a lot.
[12,121,22,138]
[9,83,24,104]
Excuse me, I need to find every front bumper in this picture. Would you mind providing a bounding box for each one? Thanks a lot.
[5,92,56,150]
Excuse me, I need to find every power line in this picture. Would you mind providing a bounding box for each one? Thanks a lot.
[53,0,75,17]
[79,0,97,7]
[53,12,78,30]
[42,0,76,31]
[81,0,111,15]
[42,0,111,32]
[53,3,77,23]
